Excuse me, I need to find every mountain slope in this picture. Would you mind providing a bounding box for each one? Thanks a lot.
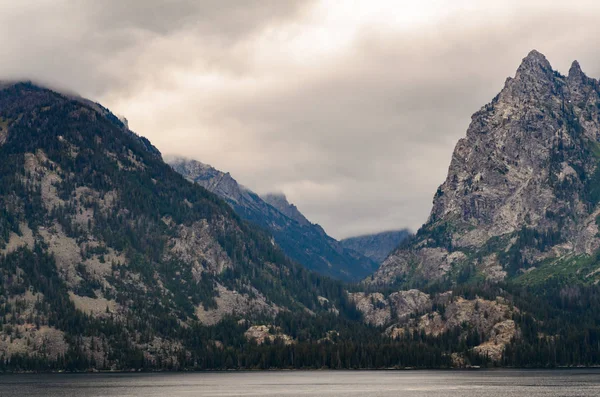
[345,51,600,367]
[371,50,600,289]
[0,82,517,371]
[168,157,377,282]
[3,55,600,371]
[261,193,311,226]
[0,82,368,370]
[341,230,410,263]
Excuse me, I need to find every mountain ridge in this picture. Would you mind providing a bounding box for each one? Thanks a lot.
[371,50,600,288]
[261,193,311,227]
[0,82,370,370]
[3,49,600,371]
[340,51,600,367]
[168,156,377,281]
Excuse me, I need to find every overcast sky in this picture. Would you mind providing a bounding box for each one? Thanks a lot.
[1,1,600,238]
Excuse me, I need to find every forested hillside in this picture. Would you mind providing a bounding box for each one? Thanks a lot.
[0,82,364,370]
[1,65,600,372]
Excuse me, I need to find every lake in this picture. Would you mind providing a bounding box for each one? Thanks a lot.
[0,369,599,396]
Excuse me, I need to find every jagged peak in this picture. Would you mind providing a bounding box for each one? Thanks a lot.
[523,49,549,63]
[262,192,311,227]
[525,49,545,59]
[262,192,289,204]
[166,156,233,186]
[497,50,556,99]
[166,155,214,172]
[568,60,587,81]
[516,49,553,76]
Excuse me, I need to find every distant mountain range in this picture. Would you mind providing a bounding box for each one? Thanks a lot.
[168,157,378,282]
[2,49,600,371]
[340,229,410,263]
[0,81,389,371]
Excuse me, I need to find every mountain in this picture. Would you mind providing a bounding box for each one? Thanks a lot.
[168,157,377,282]
[261,193,311,226]
[0,82,381,370]
[2,50,600,371]
[370,50,600,289]
[0,82,527,371]
[340,229,411,263]
[344,51,600,366]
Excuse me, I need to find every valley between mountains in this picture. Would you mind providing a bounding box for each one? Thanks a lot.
[0,50,600,371]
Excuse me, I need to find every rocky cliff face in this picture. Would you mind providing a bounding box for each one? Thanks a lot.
[167,157,256,208]
[349,288,517,363]
[388,296,517,363]
[347,289,432,327]
[341,229,410,263]
[169,157,377,281]
[371,50,600,287]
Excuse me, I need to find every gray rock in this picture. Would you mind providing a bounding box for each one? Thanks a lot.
[348,289,431,326]
[262,193,311,227]
[371,50,600,286]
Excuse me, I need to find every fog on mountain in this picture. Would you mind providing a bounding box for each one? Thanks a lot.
[1,47,600,372]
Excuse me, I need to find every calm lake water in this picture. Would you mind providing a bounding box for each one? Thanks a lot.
[0,369,599,396]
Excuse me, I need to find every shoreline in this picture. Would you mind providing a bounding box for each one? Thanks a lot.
[2,366,600,375]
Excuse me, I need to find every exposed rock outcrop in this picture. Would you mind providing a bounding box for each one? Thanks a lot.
[409,297,514,338]
[348,292,391,326]
[473,319,517,362]
[168,157,377,281]
[261,193,311,227]
[195,284,279,326]
[244,325,294,345]
[387,296,517,362]
[348,289,432,327]
[372,50,600,287]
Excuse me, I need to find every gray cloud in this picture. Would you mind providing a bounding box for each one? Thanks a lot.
[0,0,313,93]
[1,1,600,238]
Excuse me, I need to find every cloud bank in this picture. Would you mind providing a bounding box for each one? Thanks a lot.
[2,0,600,238]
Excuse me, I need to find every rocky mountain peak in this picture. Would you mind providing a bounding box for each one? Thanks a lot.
[518,49,552,71]
[500,50,555,103]
[167,156,217,179]
[371,51,600,288]
[567,59,589,87]
[569,60,583,77]
[262,193,311,227]
[168,156,247,204]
